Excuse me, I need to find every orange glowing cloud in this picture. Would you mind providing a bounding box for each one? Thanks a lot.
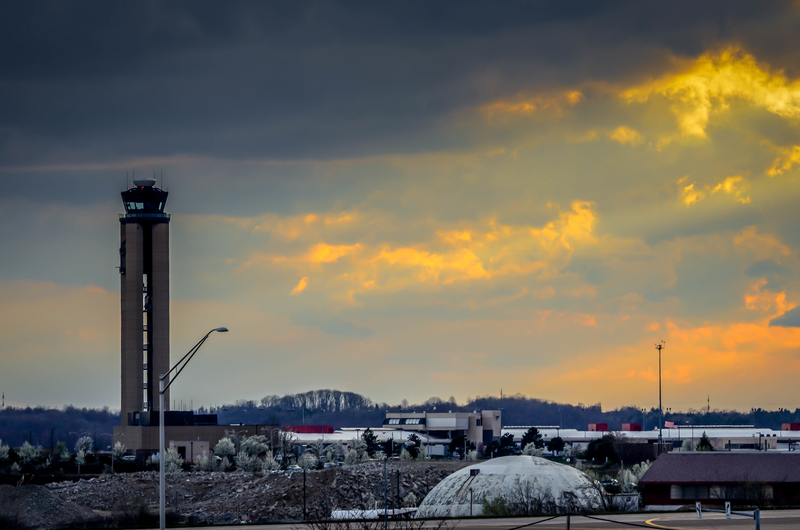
[248,201,600,303]
[480,90,584,119]
[744,280,794,316]
[290,276,309,295]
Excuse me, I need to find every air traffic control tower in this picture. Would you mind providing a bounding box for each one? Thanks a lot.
[119,177,171,424]
[114,180,270,458]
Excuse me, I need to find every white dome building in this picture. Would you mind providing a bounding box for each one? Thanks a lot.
[416,456,602,518]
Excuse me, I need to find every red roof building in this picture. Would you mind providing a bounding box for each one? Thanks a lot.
[283,425,334,434]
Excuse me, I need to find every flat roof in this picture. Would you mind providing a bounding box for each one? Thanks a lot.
[502,427,798,440]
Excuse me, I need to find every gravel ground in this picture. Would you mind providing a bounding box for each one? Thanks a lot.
[0,460,471,528]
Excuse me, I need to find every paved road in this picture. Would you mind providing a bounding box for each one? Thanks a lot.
[199,509,800,530]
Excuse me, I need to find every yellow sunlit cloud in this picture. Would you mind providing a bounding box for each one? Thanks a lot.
[306,243,362,264]
[607,126,644,146]
[677,175,750,206]
[767,145,800,176]
[679,180,706,206]
[623,47,800,139]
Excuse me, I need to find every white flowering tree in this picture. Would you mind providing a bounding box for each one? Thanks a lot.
[324,441,345,463]
[0,439,9,460]
[262,450,280,471]
[213,437,236,458]
[617,461,651,493]
[344,448,360,465]
[237,452,261,472]
[298,452,318,470]
[164,446,184,473]
[196,451,218,472]
[18,441,42,464]
[74,436,94,455]
[522,443,544,456]
[351,438,368,461]
[403,492,418,507]
[417,444,430,460]
[112,441,126,460]
[239,435,268,457]
[237,434,269,472]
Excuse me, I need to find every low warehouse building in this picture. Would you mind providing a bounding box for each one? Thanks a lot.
[640,452,800,508]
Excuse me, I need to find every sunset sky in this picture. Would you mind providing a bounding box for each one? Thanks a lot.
[2,2,800,412]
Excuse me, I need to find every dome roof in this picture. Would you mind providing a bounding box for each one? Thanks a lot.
[416,456,602,517]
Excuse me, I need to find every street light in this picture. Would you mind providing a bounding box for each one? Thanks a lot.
[101,432,125,473]
[656,341,665,454]
[159,327,227,530]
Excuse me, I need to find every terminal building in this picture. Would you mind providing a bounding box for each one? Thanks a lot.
[384,410,502,448]
[503,423,800,457]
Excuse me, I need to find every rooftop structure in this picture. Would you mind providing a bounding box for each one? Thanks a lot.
[384,410,501,447]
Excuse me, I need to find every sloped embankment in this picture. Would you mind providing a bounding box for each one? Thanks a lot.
[4,460,471,528]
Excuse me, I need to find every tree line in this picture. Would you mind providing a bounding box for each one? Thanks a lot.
[2,389,798,448]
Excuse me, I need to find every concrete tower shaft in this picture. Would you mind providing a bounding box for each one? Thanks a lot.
[119,178,170,426]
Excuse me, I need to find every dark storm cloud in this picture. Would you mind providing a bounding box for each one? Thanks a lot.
[745,260,787,277]
[0,1,794,170]
[770,307,800,328]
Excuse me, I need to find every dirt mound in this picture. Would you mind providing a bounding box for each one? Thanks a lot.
[0,484,100,529]
[3,460,471,527]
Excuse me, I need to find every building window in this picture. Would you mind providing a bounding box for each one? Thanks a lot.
[673,485,710,499]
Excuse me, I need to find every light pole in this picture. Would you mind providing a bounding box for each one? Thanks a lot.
[100,433,123,474]
[159,327,227,530]
[383,454,388,530]
[656,341,665,454]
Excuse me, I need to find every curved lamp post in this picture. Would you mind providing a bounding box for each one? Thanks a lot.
[656,341,665,454]
[160,327,227,530]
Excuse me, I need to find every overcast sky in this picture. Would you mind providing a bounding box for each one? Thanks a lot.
[3,1,800,413]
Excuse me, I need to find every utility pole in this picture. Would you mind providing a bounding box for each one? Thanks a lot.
[383,456,388,530]
[657,341,664,453]
[707,395,710,415]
